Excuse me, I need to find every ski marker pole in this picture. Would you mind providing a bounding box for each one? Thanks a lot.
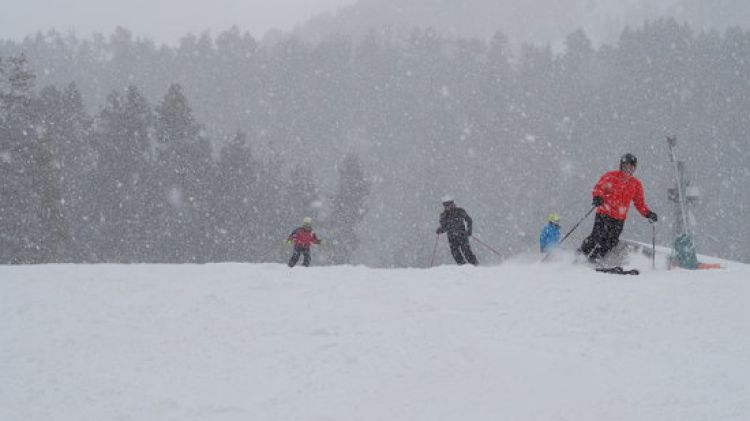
[541,205,596,262]
[651,221,656,270]
[429,234,439,267]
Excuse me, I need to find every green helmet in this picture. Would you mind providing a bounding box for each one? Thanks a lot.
[548,213,560,224]
[302,217,312,227]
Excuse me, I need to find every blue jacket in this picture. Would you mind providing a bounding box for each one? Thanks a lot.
[539,223,560,252]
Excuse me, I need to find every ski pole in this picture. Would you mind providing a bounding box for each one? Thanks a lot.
[541,205,596,262]
[651,221,656,270]
[429,234,439,267]
[472,235,503,258]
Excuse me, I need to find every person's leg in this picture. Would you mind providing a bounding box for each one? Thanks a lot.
[460,238,478,265]
[288,249,301,267]
[579,214,607,260]
[596,216,625,259]
[448,236,466,264]
[302,249,311,267]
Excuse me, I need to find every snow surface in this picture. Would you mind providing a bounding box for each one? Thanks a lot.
[2,254,749,421]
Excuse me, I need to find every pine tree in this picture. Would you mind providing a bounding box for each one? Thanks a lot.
[93,85,154,262]
[55,83,97,262]
[214,130,259,261]
[328,154,370,264]
[154,83,215,262]
[32,85,72,262]
[0,55,41,263]
[252,153,289,263]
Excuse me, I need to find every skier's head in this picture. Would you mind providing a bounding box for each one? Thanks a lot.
[441,195,455,208]
[548,213,560,225]
[620,153,637,175]
[302,217,313,229]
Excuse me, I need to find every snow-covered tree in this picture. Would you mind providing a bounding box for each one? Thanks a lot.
[328,154,370,264]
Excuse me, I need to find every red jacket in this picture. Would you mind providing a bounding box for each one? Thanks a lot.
[288,227,320,248]
[592,170,650,221]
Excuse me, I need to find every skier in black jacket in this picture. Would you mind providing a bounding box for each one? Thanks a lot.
[436,196,478,265]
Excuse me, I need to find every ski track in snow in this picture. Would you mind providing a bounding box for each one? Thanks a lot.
[1,257,749,421]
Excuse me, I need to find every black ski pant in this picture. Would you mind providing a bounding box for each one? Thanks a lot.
[447,232,478,265]
[288,247,311,267]
[579,213,625,262]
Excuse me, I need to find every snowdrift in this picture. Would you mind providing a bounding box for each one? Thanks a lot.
[2,257,749,421]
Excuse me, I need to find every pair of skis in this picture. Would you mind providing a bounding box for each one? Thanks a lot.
[595,266,640,275]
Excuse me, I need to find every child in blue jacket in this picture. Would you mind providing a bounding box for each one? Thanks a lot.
[540,213,561,253]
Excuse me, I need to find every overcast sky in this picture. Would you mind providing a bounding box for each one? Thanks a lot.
[0,0,357,44]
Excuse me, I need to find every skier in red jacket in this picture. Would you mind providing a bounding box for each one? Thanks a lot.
[578,153,658,262]
[286,217,321,267]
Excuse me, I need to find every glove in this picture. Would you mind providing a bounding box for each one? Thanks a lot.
[467,230,472,237]
[436,227,444,234]
[646,211,658,222]
[285,239,293,245]
[592,196,604,207]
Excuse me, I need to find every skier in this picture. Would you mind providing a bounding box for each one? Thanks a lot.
[539,213,561,253]
[436,196,478,265]
[578,153,658,263]
[286,217,321,267]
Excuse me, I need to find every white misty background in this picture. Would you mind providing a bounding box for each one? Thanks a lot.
[1,0,748,266]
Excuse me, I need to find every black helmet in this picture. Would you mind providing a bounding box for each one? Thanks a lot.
[620,153,637,166]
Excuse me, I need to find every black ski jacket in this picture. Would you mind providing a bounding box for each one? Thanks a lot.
[438,207,473,235]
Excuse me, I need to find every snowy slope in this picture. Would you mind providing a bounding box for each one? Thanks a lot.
[2,257,749,421]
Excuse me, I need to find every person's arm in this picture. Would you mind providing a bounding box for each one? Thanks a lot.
[437,212,446,234]
[463,209,473,236]
[592,173,608,197]
[591,172,610,206]
[540,226,549,247]
[286,228,298,245]
[632,180,654,220]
